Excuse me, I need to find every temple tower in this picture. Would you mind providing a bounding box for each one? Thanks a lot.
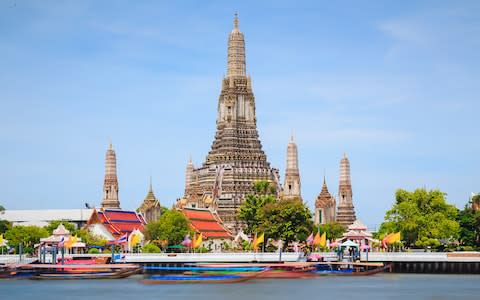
[184,158,194,196]
[181,14,279,231]
[101,143,120,209]
[314,177,336,224]
[283,136,301,201]
[336,154,356,226]
[137,180,161,223]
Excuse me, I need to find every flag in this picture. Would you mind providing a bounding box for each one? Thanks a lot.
[313,232,321,247]
[193,233,203,249]
[65,236,76,249]
[181,235,192,247]
[130,232,140,248]
[319,232,326,248]
[58,236,65,248]
[117,233,128,244]
[253,233,264,250]
[388,232,401,244]
[306,233,314,246]
[382,233,394,247]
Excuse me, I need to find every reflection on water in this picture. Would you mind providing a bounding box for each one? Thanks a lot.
[0,274,479,300]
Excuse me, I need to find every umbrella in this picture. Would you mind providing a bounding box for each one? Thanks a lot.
[340,240,359,248]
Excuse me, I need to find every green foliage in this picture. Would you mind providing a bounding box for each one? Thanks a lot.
[88,248,100,254]
[241,240,251,251]
[315,222,347,240]
[472,194,480,204]
[457,203,480,247]
[239,180,277,234]
[44,220,77,235]
[415,237,441,248]
[76,229,107,247]
[196,247,209,253]
[142,243,161,253]
[0,220,12,234]
[0,205,5,212]
[4,225,49,254]
[258,199,313,247]
[144,209,191,245]
[378,188,460,248]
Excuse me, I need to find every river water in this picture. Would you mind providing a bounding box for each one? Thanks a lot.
[1,274,479,300]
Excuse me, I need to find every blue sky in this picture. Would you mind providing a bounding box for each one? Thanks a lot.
[1,1,479,229]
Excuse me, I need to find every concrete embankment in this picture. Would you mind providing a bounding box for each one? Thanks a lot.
[362,252,480,274]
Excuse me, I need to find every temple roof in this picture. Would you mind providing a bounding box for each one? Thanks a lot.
[348,219,367,231]
[87,208,146,237]
[138,182,160,212]
[181,207,233,239]
[315,177,335,208]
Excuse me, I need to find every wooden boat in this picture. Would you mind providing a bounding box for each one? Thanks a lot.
[313,263,392,276]
[142,270,266,284]
[30,268,139,280]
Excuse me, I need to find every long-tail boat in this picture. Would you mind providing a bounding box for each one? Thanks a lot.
[30,268,139,280]
[142,273,254,284]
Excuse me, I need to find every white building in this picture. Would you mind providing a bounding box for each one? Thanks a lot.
[0,209,93,228]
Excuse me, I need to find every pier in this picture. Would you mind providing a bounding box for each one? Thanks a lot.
[4,251,480,274]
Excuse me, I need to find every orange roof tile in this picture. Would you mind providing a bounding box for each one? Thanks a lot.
[181,208,232,240]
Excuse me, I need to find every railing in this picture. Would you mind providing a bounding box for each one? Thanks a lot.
[361,252,480,262]
[0,254,37,265]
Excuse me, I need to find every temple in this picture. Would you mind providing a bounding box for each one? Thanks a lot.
[314,177,336,224]
[179,14,280,231]
[282,136,302,201]
[86,208,146,241]
[181,207,233,251]
[335,154,357,226]
[101,143,120,209]
[137,180,161,223]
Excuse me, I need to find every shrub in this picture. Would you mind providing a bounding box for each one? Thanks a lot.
[142,243,161,253]
[88,248,100,254]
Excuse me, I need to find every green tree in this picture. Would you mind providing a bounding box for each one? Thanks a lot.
[76,229,107,248]
[457,203,480,247]
[142,243,161,253]
[144,209,191,245]
[315,222,346,240]
[378,188,460,248]
[239,181,276,234]
[4,225,49,254]
[44,220,77,235]
[258,199,313,248]
[0,205,5,212]
[0,220,12,234]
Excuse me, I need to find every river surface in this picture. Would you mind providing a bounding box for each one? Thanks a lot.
[0,274,479,300]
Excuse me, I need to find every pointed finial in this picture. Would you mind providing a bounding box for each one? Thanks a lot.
[149,176,153,192]
[108,141,113,150]
[234,12,239,29]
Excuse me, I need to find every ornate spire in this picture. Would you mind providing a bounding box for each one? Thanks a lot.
[283,136,301,200]
[234,12,239,29]
[315,176,336,224]
[339,154,352,202]
[137,179,161,223]
[336,153,356,226]
[101,143,120,209]
[184,158,194,196]
[286,136,299,176]
[227,13,246,77]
